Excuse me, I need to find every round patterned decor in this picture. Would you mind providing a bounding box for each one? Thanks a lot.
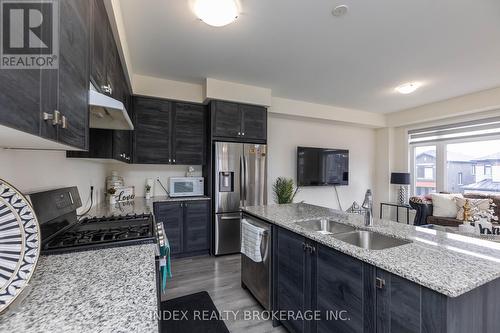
[0,179,40,314]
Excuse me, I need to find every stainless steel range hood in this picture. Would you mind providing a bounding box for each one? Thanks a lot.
[89,83,134,130]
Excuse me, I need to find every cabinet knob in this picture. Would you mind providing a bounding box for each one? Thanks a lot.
[168,158,172,163]
[126,156,130,161]
[238,132,241,136]
[242,132,245,136]
[173,159,176,163]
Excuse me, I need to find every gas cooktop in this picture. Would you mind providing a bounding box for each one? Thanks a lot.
[41,213,155,255]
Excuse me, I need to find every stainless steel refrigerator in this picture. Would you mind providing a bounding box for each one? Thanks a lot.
[214,142,267,255]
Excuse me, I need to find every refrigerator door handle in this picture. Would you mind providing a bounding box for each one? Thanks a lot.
[240,155,244,207]
[243,154,248,204]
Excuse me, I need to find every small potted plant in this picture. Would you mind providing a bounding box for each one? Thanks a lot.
[272,177,298,204]
[145,184,152,200]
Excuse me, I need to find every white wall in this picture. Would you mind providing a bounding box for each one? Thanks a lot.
[267,113,376,210]
[105,163,202,197]
[0,149,107,213]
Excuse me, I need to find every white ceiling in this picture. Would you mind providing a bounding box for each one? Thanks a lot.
[118,0,500,113]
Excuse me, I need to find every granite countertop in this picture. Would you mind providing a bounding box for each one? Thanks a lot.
[242,203,500,298]
[85,195,210,218]
[0,244,158,333]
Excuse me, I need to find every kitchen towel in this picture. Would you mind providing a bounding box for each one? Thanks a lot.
[240,219,265,262]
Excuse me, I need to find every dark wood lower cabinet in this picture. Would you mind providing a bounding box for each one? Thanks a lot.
[153,200,210,257]
[275,227,309,333]
[271,224,500,333]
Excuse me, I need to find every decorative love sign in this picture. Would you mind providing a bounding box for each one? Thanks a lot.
[113,186,135,203]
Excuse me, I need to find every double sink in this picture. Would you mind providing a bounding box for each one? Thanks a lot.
[295,218,411,250]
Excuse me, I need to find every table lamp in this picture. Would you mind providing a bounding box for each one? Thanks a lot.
[391,172,410,205]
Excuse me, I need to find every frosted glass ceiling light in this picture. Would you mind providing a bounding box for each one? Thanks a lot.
[395,82,422,94]
[194,0,239,27]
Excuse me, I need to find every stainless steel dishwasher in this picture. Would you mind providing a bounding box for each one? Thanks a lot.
[240,214,271,310]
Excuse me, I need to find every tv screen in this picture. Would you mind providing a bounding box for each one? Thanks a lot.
[297,147,349,186]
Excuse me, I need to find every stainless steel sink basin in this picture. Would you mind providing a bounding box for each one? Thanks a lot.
[295,219,356,235]
[332,230,411,250]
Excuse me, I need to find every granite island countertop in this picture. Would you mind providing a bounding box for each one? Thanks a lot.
[0,244,158,333]
[242,203,500,298]
[85,195,210,218]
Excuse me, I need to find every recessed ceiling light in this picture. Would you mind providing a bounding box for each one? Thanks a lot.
[332,5,349,17]
[395,82,422,94]
[193,0,239,27]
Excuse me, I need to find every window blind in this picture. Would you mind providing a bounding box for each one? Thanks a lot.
[408,116,500,144]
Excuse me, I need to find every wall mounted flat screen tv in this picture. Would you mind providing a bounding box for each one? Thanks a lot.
[297,147,349,186]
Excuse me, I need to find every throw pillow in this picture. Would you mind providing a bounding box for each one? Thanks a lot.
[455,197,491,221]
[430,193,463,218]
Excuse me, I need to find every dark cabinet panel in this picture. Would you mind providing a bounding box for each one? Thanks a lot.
[173,103,206,165]
[112,130,131,162]
[154,200,210,257]
[183,201,209,252]
[56,0,90,149]
[133,97,171,164]
[211,100,267,142]
[240,104,267,140]
[0,68,41,136]
[316,245,370,333]
[276,227,308,333]
[154,202,183,255]
[376,269,421,333]
[212,101,241,138]
[90,0,107,91]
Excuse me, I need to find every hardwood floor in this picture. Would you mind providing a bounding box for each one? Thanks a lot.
[161,254,287,333]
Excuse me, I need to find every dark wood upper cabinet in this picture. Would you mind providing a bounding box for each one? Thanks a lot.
[133,97,171,164]
[90,0,107,92]
[56,0,90,150]
[173,103,206,165]
[0,0,89,150]
[240,104,267,140]
[212,101,241,138]
[211,100,267,142]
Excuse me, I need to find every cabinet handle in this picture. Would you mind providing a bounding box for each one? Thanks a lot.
[126,156,130,161]
[238,132,241,136]
[43,110,61,126]
[309,245,316,253]
[376,277,385,289]
[102,84,112,95]
[173,159,176,163]
[302,242,307,251]
[168,158,172,163]
[242,132,245,136]
[61,115,68,129]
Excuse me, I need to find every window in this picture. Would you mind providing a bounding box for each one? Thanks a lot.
[413,145,436,195]
[410,119,500,195]
[485,165,492,177]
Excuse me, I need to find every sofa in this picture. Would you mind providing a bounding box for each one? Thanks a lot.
[409,193,500,226]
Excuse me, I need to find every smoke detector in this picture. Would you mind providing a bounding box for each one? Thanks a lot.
[332,5,348,17]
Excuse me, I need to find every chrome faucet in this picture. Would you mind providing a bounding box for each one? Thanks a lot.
[362,189,373,226]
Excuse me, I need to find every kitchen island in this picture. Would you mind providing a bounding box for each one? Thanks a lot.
[0,244,158,332]
[242,203,500,333]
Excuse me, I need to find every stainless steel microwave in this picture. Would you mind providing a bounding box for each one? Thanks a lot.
[169,177,204,197]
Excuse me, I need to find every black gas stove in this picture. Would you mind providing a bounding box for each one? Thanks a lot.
[42,213,155,254]
[28,187,156,255]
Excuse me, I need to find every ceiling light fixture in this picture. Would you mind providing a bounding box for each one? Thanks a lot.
[332,5,349,17]
[395,82,422,94]
[193,0,239,27]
